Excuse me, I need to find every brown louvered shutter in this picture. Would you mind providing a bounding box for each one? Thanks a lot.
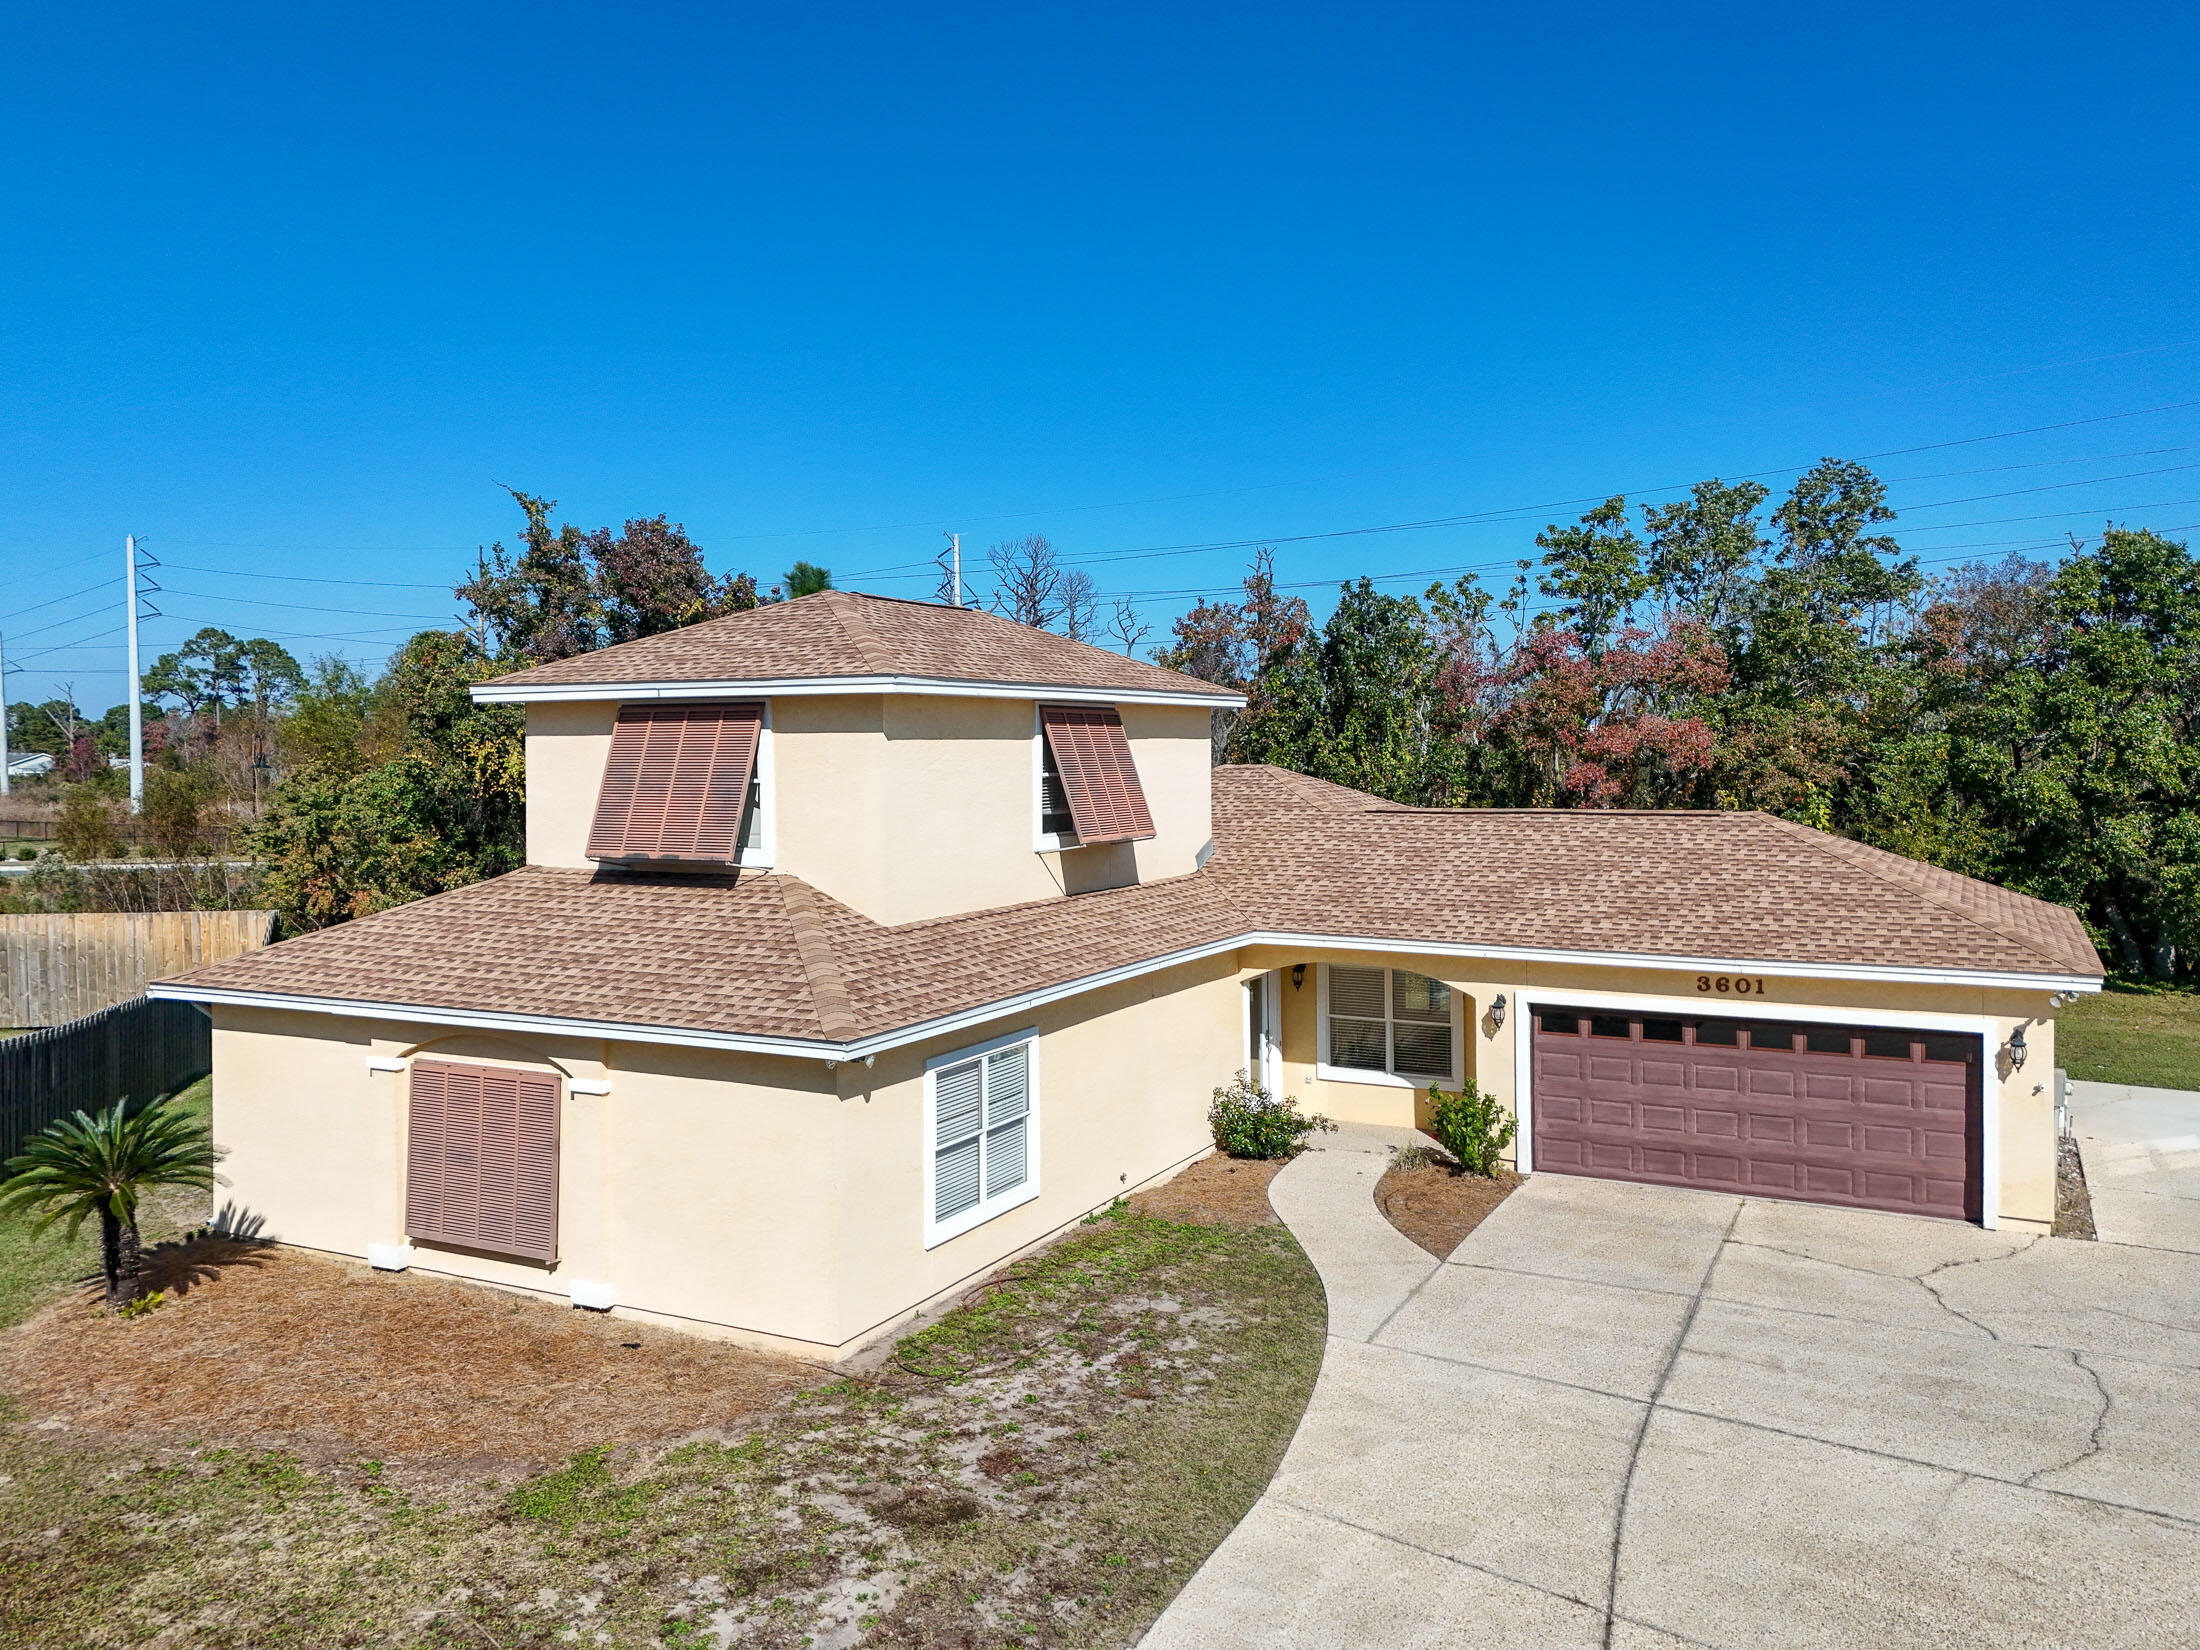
[406,1060,561,1263]
[1039,705,1156,844]
[586,701,764,864]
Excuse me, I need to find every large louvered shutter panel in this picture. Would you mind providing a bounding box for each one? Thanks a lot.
[406,1060,562,1263]
[587,701,764,864]
[1037,705,1156,844]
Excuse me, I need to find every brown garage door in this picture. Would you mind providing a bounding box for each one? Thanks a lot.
[1531,1007,1981,1220]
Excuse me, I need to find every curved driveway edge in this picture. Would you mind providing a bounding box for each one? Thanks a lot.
[1142,1125,2200,1649]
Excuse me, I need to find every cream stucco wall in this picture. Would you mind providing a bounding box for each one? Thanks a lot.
[207,953,1242,1359]
[1241,948,2067,1233]
[522,693,1215,925]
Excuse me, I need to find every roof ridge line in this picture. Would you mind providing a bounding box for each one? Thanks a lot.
[822,590,897,673]
[773,876,866,1041]
[1753,815,2075,974]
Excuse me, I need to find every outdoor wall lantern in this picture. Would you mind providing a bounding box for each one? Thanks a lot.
[1489,994,1507,1030]
[1291,963,1306,992]
[2005,1026,2029,1071]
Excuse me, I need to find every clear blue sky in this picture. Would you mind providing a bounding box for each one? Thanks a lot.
[5,2,2198,708]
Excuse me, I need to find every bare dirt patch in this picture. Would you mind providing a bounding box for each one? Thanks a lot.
[1,1207,1324,1650]
[0,1234,810,1469]
[2055,1135,2097,1240]
[1128,1150,1285,1226]
[1376,1157,1522,1258]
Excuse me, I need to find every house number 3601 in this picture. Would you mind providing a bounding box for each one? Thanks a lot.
[1697,975,1769,996]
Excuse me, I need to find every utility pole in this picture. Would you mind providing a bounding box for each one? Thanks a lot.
[0,631,10,798]
[941,531,963,607]
[125,534,144,811]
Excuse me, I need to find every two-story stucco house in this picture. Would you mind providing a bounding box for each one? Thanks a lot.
[154,592,2104,1359]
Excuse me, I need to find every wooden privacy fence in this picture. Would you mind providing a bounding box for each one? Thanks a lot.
[0,997,212,1165]
[1,910,276,1028]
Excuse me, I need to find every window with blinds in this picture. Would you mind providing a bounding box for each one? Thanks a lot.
[1323,965,1458,1084]
[406,1059,562,1263]
[926,1033,1040,1246]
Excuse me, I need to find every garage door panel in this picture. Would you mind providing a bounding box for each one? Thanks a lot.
[1921,1131,1965,1161]
[1534,1010,1980,1222]
[1745,1112,1796,1144]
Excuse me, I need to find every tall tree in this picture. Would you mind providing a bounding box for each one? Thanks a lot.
[1642,478,1771,634]
[1931,528,2200,976]
[459,493,758,662]
[986,534,1097,639]
[1234,579,1441,802]
[1535,497,1649,657]
[782,561,834,599]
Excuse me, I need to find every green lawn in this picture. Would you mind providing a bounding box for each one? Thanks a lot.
[0,1076,210,1331]
[2057,986,2200,1091]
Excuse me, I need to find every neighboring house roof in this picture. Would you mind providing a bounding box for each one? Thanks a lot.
[156,767,2104,1057]
[470,590,1244,707]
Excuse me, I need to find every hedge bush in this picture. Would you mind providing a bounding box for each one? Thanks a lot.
[1425,1080,1516,1177]
[1208,1072,1336,1160]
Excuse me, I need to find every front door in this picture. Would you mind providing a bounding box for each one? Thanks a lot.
[1245,972,1283,1096]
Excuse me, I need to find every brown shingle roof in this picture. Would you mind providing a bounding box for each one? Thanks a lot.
[476,590,1234,702]
[161,767,2101,1048]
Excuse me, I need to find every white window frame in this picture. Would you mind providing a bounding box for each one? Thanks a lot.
[922,1026,1042,1248]
[734,702,775,869]
[1316,963,1464,1089]
[1031,706,1080,852]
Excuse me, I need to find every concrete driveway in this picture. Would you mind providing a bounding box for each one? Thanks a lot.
[2071,1079,2200,1253]
[1143,1128,2200,1649]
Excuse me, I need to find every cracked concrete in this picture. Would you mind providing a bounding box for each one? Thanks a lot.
[1142,1132,2200,1649]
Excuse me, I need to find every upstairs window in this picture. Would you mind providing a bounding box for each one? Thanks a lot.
[1034,704,1155,849]
[587,701,766,867]
[1320,965,1461,1087]
[1038,738,1076,840]
[925,1031,1040,1247]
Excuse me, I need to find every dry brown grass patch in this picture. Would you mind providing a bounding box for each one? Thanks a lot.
[0,1234,809,1470]
[1128,1151,1285,1226]
[1376,1157,1522,1258]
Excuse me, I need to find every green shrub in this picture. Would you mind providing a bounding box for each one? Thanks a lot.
[1425,1081,1516,1177]
[1207,1072,1335,1160]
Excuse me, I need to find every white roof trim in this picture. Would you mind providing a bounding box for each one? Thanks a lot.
[470,674,1245,710]
[152,929,2100,1067]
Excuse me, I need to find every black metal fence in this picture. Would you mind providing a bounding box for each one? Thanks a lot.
[0,996,212,1165]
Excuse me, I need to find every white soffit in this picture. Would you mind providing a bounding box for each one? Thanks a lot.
[152,929,2100,1067]
[471,674,1245,710]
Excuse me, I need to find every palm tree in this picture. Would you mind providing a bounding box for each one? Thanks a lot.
[0,1095,220,1311]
